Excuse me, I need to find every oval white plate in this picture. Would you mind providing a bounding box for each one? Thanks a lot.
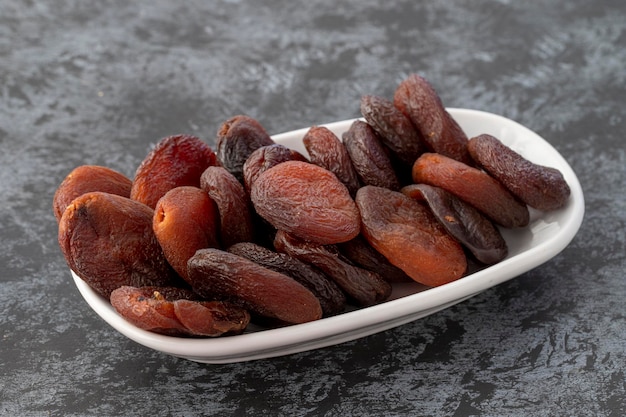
[71,108,585,364]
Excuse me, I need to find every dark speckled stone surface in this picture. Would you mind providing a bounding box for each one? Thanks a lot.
[1,1,625,415]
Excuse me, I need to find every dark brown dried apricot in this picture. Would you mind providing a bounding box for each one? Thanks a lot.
[242,143,308,194]
[216,115,275,183]
[187,248,322,324]
[131,134,217,209]
[250,160,361,245]
[356,185,467,287]
[302,126,361,196]
[110,286,250,337]
[338,235,412,283]
[153,186,220,281]
[200,166,254,247]
[342,120,401,191]
[401,184,508,265]
[58,192,180,298]
[360,95,426,168]
[468,134,571,211]
[228,242,346,316]
[53,165,132,223]
[393,74,471,164]
[412,153,530,228]
[273,230,391,307]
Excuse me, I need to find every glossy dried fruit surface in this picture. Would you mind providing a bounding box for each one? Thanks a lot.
[131,134,217,209]
[242,143,308,193]
[468,134,571,211]
[153,186,220,281]
[302,126,360,196]
[53,165,132,223]
[273,230,391,307]
[342,120,400,191]
[228,242,346,316]
[360,95,426,168]
[188,248,322,324]
[200,166,254,247]
[110,286,250,337]
[413,152,530,228]
[216,115,275,183]
[250,160,361,245]
[58,192,180,298]
[401,184,508,265]
[394,74,471,164]
[356,185,467,287]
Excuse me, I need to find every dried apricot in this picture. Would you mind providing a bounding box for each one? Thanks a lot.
[302,126,361,196]
[250,160,361,245]
[393,74,471,164]
[342,120,401,190]
[130,134,217,209]
[412,152,530,228]
[58,192,180,298]
[242,143,308,194]
[356,185,467,287]
[468,134,570,211]
[53,165,132,223]
[216,115,275,183]
[338,235,412,283]
[153,186,220,281]
[401,184,508,264]
[187,248,322,324]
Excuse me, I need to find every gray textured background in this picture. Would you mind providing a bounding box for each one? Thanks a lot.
[1,1,625,416]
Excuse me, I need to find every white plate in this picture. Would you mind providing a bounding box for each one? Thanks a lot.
[71,108,585,364]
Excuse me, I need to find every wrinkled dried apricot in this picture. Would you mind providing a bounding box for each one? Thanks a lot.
[242,143,308,193]
[342,120,401,190]
[216,115,275,183]
[250,160,361,245]
[153,186,220,280]
[273,230,391,307]
[110,286,250,337]
[58,192,180,298]
[131,134,217,209]
[200,166,254,247]
[401,184,508,265]
[413,153,530,228]
[338,235,412,283]
[187,248,322,324]
[468,134,571,211]
[356,185,467,287]
[360,95,426,168]
[228,242,346,316]
[53,165,132,223]
[302,126,361,196]
[394,74,471,164]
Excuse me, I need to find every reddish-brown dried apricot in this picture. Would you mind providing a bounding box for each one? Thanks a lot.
[356,185,467,287]
[200,166,254,247]
[153,186,220,281]
[242,143,308,193]
[360,95,426,168]
[53,165,132,223]
[131,134,217,209]
[228,242,346,316]
[110,286,250,337]
[250,160,361,245]
[342,120,401,191]
[216,115,275,183]
[302,126,361,196]
[58,192,180,298]
[413,153,530,228]
[401,184,508,264]
[393,74,471,164]
[338,235,412,283]
[187,248,322,324]
[468,134,571,211]
[273,230,391,307]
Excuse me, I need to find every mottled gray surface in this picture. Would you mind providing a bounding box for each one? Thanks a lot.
[1,0,625,416]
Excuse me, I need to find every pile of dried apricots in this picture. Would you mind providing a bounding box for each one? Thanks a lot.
[54,74,570,337]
